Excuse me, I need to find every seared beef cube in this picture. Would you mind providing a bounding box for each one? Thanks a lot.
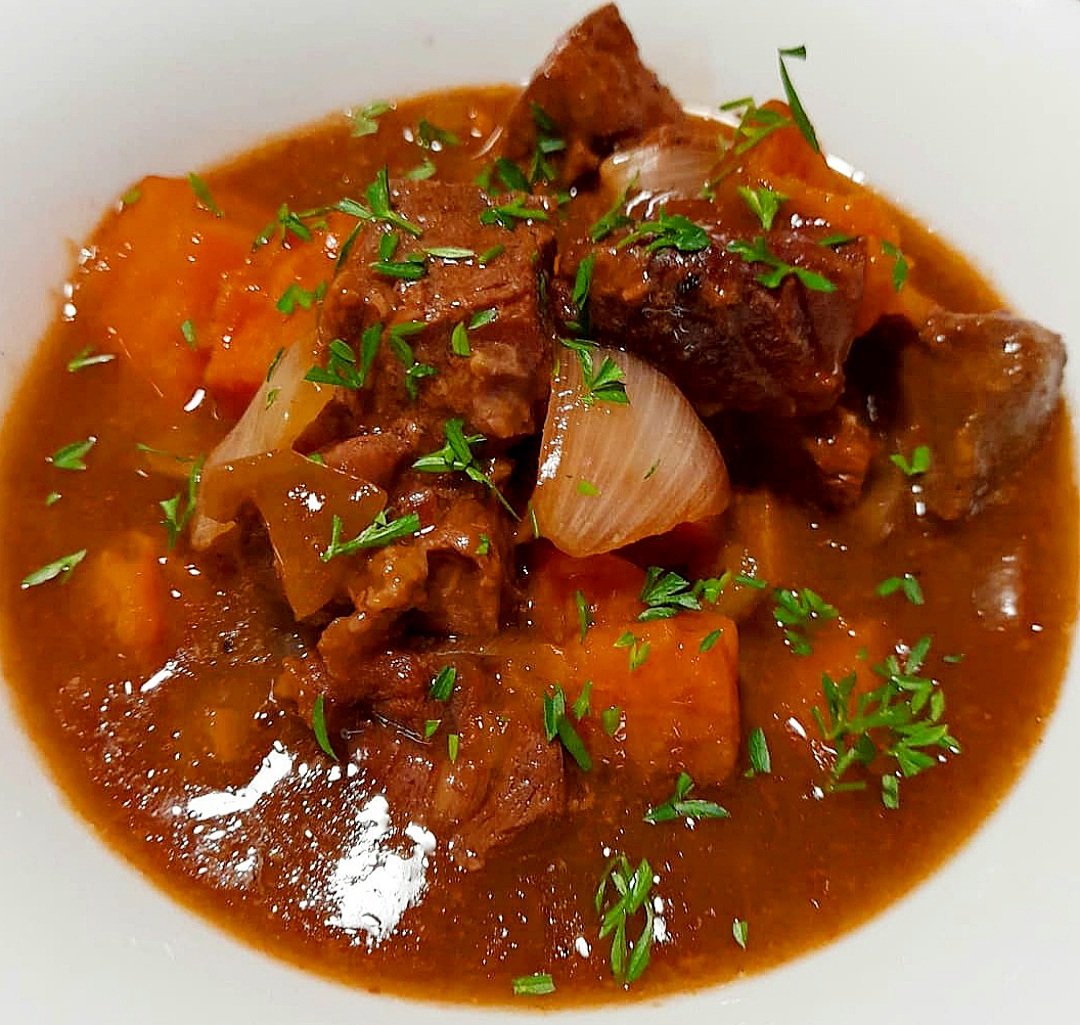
[556,225,866,416]
[277,650,566,869]
[500,4,682,181]
[320,179,556,441]
[898,310,1066,519]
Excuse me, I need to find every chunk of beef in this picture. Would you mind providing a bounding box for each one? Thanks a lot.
[556,221,867,416]
[320,179,556,443]
[898,310,1066,519]
[499,4,682,182]
[316,475,513,678]
[276,650,565,869]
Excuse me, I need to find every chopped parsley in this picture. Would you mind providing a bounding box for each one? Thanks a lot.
[614,630,650,671]
[120,185,142,207]
[159,455,205,549]
[512,973,555,997]
[561,338,628,407]
[351,100,392,137]
[595,855,656,986]
[44,491,62,507]
[772,586,838,655]
[528,102,565,184]
[601,706,622,737]
[187,172,222,217]
[572,680,593,720]
[385,320,435,400]
[876,573,925,606]
[745,727,772,776]
[305,334,376,390]
[475,534,491,556]
[638,567,702,621]
[48,437,96,472]
[21,549,87,590]
[480,197,550,229]
[644,771,729,824]
[276,281,326,316]
[412,418,517,517]
[576,480,600,497]
[311,693,338,760]
[737,185,787,231]
[180,319,197,349]
[254,202,318,249]
[543,683,592,771]
[423,719,441,740]
[405,157,437,181]
[495,157,531,193]
[727,236,835,291]
[429,665,457,702]
[477,243,505,265]
[416,119,459,150]
[321,509,421,561]
[447,733,460,763]
[891,444,931,477]
[881,240,909,291]
[777,46,821,153]
[590,179,637,242]
[811,636,961,804]
[66,347,115,373]
[699,629,723,653]
[574,589,593,643]
[567,253,595,335]
[450,307,497,357]
[732,918,749,950]
[618,208,710,254]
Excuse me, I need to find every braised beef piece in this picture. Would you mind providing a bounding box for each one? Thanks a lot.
[316,473,514,676]
[499,4,682,182]
[320,179,557,443]
[555,220,867,416]
[276,650,565,869]
[897,310,1066,519]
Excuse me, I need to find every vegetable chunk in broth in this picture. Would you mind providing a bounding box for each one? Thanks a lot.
[0,3,1076,1007]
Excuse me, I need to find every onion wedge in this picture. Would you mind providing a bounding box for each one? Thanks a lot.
[192,338,333,548]
[533,346,730,556]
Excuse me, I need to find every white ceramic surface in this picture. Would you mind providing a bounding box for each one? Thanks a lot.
[1,0,1077,1022]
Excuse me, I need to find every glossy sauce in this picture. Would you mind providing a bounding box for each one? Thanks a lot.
[0,87,1076,1005]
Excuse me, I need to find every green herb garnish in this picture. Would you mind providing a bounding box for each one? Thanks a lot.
[416,119,459,150]
[159,455,205,549]
[429,664,457,702]
[618,208,710,254]
[890,444,931,477]
[614,630,650,671]
[48,437,96,472]
[737,185,787,231]
[732,918,749,950]
[595,855,656,986]
[542,684,592,771]
[777,46,821,153]
[575,589,593,643]
[772,586,838,655]
[512,973,555,997]
[321,509,421,561]
[876,573,925,606]
[412,418,517,517]
[644,771,729,824]
[276,281,326,316]
[311,693,338,760]
[180,319,197,349]
[187,172,222,217]
[727,235,835,291]
[560,338,628,407]
[480,197,550,229]
[881,240,909,291]
[21,549,87,589]
[745,727,772,776]
[351,100,392,137]
[67,347,115,373]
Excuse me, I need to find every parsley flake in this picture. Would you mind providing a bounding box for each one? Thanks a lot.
[644,771,729,824]
[321,509,421,561]
[21,549,87,589]
[727,235,835,291]
[48,437,96,472]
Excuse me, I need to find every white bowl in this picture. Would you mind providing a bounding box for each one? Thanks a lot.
[2,1,1077,1022]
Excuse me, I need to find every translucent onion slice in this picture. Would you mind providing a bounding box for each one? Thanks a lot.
[192,339,333,548]
[601,140,720,199]
[533,346,730,557]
